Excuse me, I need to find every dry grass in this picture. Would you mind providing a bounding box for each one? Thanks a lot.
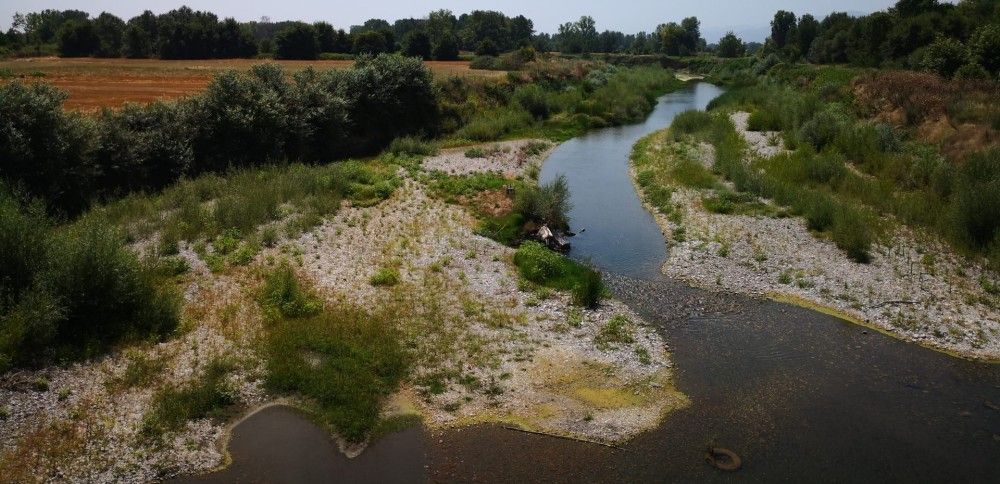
[0,57,504,111]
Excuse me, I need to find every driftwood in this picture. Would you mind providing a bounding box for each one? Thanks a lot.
[867,300,920,309]
[536,225,571,252]
[499,425,622,449]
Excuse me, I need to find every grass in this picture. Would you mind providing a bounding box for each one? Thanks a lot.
[264,305,407,443]
[595,315,635,349]
[142,358,237,437]
[370,267,401,287]
[513,241,606,308]
[259,263,323,320]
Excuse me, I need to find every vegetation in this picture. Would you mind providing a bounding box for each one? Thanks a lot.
[513,242,605,308]
[0,188,179,373]
[142,358,236,437]
[0,55,430,215]
[260,265,407,442]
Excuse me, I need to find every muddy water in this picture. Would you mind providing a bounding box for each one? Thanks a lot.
[182,83,1000,483]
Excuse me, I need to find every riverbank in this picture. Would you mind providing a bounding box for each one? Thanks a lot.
[0,138,684,481]
[629,111,1000,361]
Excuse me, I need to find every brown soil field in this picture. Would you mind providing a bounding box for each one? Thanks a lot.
[0,57,503,111]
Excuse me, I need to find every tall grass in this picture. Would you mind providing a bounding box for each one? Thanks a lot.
[513,241,606,307]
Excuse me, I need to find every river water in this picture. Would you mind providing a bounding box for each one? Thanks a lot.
[183,83,1000,483]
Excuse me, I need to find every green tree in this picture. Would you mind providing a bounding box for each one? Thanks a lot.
[402,29,432,59]
[432,32,459,60]
[353,31,392,55]
[57,19,98,57]
[215,18,257,58]
[921,36,968,77]
[969,24,1000,76]
[92,12,124,57]
[275,23,319,60]
[717,32,745,58]
[771,10,797,49]
[796,14,820,56]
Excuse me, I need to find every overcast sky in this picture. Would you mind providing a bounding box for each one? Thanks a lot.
[1,0,902,42]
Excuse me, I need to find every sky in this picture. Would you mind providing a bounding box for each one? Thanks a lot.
[1,0,902,42]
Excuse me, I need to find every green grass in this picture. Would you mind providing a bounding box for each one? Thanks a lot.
[595,315,635,349]
[259,264,323,320]
[513,241,606,308]
[388,136,439,157]
[369,267,401,287]
[142,358,237,437]
[264,306,407,442]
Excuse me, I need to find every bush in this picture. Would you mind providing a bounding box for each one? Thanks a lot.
[950,149,1000,250]
[456,107,533,141]
[512,84,558,120]
[265,306,407,442]
[0,190,179,372]
[260,264,322,319]
[369,267,400,287]
[799,105,850,151]
[513,241,605,307]
[142,358,236,437]
[921,37,969,78]
[747,109,781,131]
[387,136,438,156]
[514,175,572,229]
[832,206,874,263]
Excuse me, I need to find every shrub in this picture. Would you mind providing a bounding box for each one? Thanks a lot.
[512,84,558,119]
[595,315,634,349]
[260,264,322,319]
[142,358,236,437]
[387,136,439,156]
[369,267,400,287]
[799,105,850,151]
[513,241,605,307]
[921,37,969,78]
[747,109,781,131]
[265,306,407,442]
[572,266,605,308]
[831,206,874,263]
[514,175,572,229]
[950,149,1000,250]
[456,107,533,141]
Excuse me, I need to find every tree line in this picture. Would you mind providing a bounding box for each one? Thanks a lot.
[762,0,1000,79]
[0,6,717,60]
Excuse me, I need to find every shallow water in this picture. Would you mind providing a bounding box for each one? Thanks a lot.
[184,83,999,483]
[538,83,724,280]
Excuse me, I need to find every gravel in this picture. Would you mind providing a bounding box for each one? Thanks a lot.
[635,113,1000,361]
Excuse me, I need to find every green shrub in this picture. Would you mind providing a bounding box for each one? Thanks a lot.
[747,109,781,131]
[260,264,322,319]
[387,136,439,156]
[595,315,634,349]
[670,110,714,136]
[265,306,407,442]
[142,358,236,437]
[512,84,558,120]
[513,241,605,307]
[514,175,572,230]
[369,267,400,287]
[456,107,533,141]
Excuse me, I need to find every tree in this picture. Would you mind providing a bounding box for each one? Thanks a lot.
[122,11,157,58]
[921,36,968,77]
[402,29,432,59]
[657,22,687,55]
[681,17,702,53]
[771,10,797,49]
[510,15,534,47]
[432,32,459,60]
[156,7,220,59]
[57,19,98,57]
[353,31,391,55]
[461,10,513,52]
[314,22,337,52]
[558,16,598,54]
[895,0,943,17]
[92,12,124,57]
[797,14,820,57]
[215,18,256,58]
[717,32,745,58]
[969,24,1000,76]
[275,23,319,60]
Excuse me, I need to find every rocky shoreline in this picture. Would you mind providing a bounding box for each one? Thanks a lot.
[630,112,1000,361]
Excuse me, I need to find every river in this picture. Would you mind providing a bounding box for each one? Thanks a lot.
[181,82,1000,483]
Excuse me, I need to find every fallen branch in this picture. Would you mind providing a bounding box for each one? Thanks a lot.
[500,425,623,450]
[867,300,920,309]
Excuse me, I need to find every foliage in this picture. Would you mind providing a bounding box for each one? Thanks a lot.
[513,241,605,307]
[264,306,407,442]
[717,32,746,58]
[142,359,236,437]
[0,189,179,372]
[514,175,572,230]
[387,136,439,156]
[275,23,320,60]
[260,264,322,319]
